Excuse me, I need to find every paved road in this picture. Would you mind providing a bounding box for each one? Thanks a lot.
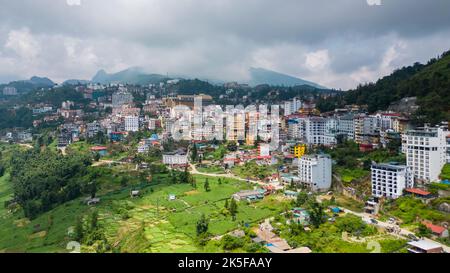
[92,159,125,167]
[189,164,284,190]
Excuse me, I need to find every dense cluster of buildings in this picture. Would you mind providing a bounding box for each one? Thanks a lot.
[3,83,449,201]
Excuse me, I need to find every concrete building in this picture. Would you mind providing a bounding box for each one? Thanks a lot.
[371,163,414,199]
[162,151,188,166]
[87,121,103,138]
[403,126,448,183]
[407,240,444,253]
[298,154,332,191]
[124,116,139,132]
[337,114,355,140]
[304,117,337,146]
[354,114,380,144]
[284,98,302,116]
[3,86,18,96]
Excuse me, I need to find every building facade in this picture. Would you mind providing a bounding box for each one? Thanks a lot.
[298,154,332,191]
[371,163,414,199]
[403,126,448,183]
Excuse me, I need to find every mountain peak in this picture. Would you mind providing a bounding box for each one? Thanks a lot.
[248,67,326,89]
[91,67,169,85]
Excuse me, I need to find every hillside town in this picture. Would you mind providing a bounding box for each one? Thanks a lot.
[1,80,449,254]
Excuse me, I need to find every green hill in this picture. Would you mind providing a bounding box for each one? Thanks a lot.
[324,50,450,125]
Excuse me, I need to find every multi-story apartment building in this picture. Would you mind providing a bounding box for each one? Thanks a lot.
[226,107,246,142]
[337,114,355,140]
[162,151,188,166]
[298,154,332,191]
[284,98,302,116]
[3,86,18,96]
[354,114,380,144]
[371,163,414,199]
[87,121,103,138]
[403,126,448,183]
[291,117,337,146]
[124,116,139,132]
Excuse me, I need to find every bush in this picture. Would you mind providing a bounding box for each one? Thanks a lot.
[221,235,245,250]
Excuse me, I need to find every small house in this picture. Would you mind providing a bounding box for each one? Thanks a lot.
[91,146,108,157]
[232,190,265,202]
[423,222,449,238]
[407,240,444,253]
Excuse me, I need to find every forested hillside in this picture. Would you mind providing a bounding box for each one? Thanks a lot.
[318,50,450,125]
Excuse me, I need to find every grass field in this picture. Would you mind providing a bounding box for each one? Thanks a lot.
[335,167,370,184]
[0,168,288,253]
[196,165,226,174]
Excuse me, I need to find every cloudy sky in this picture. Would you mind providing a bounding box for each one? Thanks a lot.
[0,0,449,89]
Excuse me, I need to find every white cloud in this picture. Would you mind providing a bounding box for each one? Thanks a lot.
[66,0,82,6]
[366,0,382,6]
[4,28,40,60]
[0,0,449,88]
[305,50,330,71]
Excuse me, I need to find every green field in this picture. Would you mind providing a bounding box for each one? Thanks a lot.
[0,167,288,253]
[335,167,370,184]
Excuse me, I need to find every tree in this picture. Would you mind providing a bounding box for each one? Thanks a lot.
[417,223,432,238]
[94,153,101,162]
[120,176,128,188]
[171,173,178,184]
[224,199,229,210]
[90,181,98,199]
[196,214,209,236]
[191,144,198,163]
[204,178,211,192]
[229,198,238,221]
[90,210,99,230]
[75,217,84,242]
[221,235,244,250]
[295,192,309,207]
[309,201,326,228]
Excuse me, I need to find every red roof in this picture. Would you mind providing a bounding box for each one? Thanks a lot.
[405,188,431,196]
[423,222,447,234]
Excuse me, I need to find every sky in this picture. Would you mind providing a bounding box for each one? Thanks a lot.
[0,0,449,89]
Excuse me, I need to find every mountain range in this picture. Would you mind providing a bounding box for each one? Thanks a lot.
[87,67,326,89]
[91,67,169,85]
[0,76,55,94]
[248,67,326,88]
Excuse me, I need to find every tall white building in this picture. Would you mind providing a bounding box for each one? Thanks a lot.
[403,126,448,183]
[354,114,380,144]
[284,98,302,116]
[337,114,355,140]
[371,163,414,199]
[124,116,139,132]
[298,154,332,191]
[3,86,18,96]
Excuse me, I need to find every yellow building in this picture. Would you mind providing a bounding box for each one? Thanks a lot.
[293,144,307,158]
